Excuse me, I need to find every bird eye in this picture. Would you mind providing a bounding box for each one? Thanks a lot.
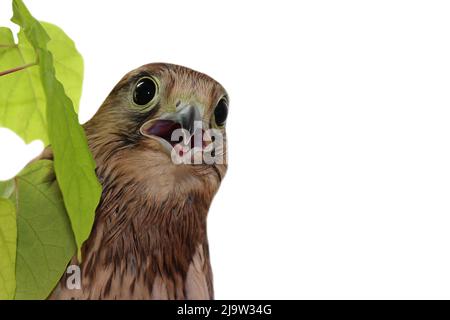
[133,77,157,106]
[214,98,228,127]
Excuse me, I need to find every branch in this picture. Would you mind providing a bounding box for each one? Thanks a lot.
[0,62,37,77]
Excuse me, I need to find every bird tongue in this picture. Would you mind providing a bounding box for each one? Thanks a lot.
[143,119,208,150]
[143,120,182,146]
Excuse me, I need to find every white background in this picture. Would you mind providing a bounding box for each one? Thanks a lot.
[1,0,450,299]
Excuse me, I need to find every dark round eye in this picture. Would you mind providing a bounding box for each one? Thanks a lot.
[214,98,228,126]
[133,77,157,106]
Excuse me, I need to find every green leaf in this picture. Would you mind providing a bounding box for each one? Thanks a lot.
[43,22,83,111]
[0,179,15,199]
[0,197,16,300]
[11,0,101,257]
[7,160,76,299]
[0,27,46,144]
[0,22,83,145]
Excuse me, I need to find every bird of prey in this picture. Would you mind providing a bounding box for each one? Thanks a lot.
[45,63,229,299]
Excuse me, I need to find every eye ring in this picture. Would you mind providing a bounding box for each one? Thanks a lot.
[214,97,229,127]
[132,76,159,107]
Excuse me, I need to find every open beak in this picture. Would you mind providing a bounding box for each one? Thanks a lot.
[140,105,205,152]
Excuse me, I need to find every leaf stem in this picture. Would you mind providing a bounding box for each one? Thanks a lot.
[0,62,37,77]
[0,44,17,48]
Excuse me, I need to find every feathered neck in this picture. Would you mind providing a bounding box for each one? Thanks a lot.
[50,127,219,299]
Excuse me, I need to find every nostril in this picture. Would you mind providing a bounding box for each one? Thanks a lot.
[176,100,181,108]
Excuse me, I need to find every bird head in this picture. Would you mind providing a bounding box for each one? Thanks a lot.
[84,63,228,205]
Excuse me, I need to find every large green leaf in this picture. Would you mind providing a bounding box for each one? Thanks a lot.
[11,0,101,257]
[0,22,83,144]
[0,27,46,144]
[0,198,16,300]
[6,160,76,299]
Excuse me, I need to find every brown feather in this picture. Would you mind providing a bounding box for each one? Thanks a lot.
[49,63,228,300]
